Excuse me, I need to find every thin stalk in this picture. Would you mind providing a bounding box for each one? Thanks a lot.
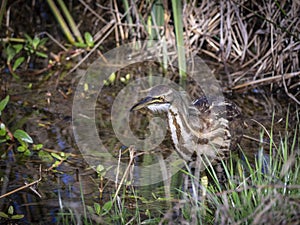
[147,15,153,42]
[122,0,133,26]
[0,0,7,29]
[46,0,75,44]
[0,37,26,43]
[56,0,84,44]
[151,0,164,40]
[171,0,186,85]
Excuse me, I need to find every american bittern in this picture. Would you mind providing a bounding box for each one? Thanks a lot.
[130,84,241,170]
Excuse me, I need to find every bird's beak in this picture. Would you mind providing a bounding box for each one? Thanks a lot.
[130,96,160,111]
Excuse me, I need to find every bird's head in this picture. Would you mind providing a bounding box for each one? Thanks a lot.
[130,85,174,113]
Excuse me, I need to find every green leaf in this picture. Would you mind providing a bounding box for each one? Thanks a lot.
[32,37,40,50]
[17,146,26,152]
[96,164,105,173]
[38,150,53,162]
[102,201,112,215]
[6,45,17,62]
[0,139,7,143]
[96,164,106,177]
[13,44,24,54]
[103,80,109,86]
[0,123,7,136]
[74,42,87,48]
[11,214,24,219]
[108,73,116,83]
[35,51,48,58]
[120,77,126,83]
[33,143,43,150]
[13,57,25,71]
[24,149,31,156]
[86,205,94,215]
[24,33,33,43]
[0,95,9,112]
[8,206,14,215]
[84,32,94,47]
[27,83,32,89]
[0,212,9,218]
[51,152,62,160]
[13,129,33,143]
[84,83,89,91]
[39,38,48,47]
[94,202,101,215]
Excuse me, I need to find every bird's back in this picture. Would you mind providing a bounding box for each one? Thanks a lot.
[183,95,242,165]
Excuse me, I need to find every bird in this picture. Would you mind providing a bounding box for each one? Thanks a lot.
[130,84,241,171]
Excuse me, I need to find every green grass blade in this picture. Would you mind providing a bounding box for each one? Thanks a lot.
[46,0,75,44]
[171,0,186,85]
[56,0,84,44]
[0,0,7,29]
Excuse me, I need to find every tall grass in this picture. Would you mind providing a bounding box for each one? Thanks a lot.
[46,0,84,45]
[0,0,7,29]
[206,109,300,224]
[171,0,186,85]
[56,107,299,224]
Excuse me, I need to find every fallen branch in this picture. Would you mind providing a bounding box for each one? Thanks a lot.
[0,165,42,199]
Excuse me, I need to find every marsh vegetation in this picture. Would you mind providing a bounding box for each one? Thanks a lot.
[0,1,299,224]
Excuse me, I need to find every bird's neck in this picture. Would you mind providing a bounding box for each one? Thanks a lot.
[166,100,230,161]
[166,103,194,161]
